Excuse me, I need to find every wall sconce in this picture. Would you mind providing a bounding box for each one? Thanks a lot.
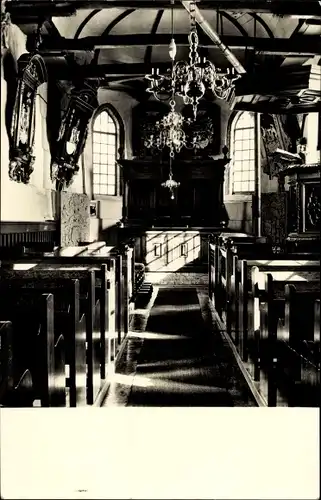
[51,80,98,191]
[8,53,47,184]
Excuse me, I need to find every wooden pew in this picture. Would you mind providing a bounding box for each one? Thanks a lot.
[0,321,14,404]
[86,241,136,347]
[0,271,106,406]
[1,240,136,372]
[240,264,319,363]
[40,244,132,353]
[209,235,319,324]
[208,236,272,318]
[230,256,320,349]
[253,276,320,406]
[0,276,87,406]
[4,249,128,350]
[0,293,66,407]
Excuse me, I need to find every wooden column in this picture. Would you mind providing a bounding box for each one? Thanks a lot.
[254,113,262,237]
[122,180,129,222]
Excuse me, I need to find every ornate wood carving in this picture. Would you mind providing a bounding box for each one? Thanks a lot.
[132,100,169,159]
[260,113,304,179]
[1,0,10,53]
[119,153,229,227]
[51,80,98,191]
[305,184,320,230]
[284,163,320,253]
[8,53,47,184]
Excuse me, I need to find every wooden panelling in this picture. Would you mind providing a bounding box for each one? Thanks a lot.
[0,221,58,248]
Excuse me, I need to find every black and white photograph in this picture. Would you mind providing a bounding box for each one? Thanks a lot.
[0,0,320,498]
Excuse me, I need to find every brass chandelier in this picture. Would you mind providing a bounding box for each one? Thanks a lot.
[144,98,213,154]
[145,0,240,120]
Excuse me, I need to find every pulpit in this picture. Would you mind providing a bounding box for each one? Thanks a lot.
[284,163,320,253]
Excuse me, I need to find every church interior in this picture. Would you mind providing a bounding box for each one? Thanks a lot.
[0,0,320,412]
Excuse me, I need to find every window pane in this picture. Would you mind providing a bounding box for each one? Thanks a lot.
[92,109,118,196]
[94,111,107,132]
[107,185,115,195]
[234,161,242,171]
[106,122,116,134]
[93,142,101,153]
[93,153,101,164]
[100,154,108,165]
[242,129,250,140]
[234,151,243,161]
[107,134,116,146]
[100,143,108,154]
[231,112,255,193]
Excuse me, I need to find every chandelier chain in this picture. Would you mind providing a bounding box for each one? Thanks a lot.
[145,1,241,119]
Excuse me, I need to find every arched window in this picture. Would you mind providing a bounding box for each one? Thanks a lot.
[230,111,255,193]
[92,107,119,196]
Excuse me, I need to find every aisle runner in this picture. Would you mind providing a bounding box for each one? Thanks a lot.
[127,287,254,406]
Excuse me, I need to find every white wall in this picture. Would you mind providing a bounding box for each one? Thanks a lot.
[303,112,320,165]
[0,24,55,222]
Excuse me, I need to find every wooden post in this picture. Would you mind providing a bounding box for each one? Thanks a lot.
[265,274,277,407]
[40,293,55,408]
[239,259,248,361]
[314,299,320,343]
[208,239,213,300]
[116,252,123,346]
[122,245,129,339]
[254,112,262,238]
[0,321,14,403]
[87,272,95,405]
[230,254,239,344]
[285,284,302,406]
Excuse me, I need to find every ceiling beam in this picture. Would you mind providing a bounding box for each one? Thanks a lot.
[5,0,321,16]
[46,62,171,80]
[30,34,321,57]
[233,102,321,114]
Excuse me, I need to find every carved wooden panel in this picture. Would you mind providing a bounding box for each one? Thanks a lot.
[122,158,227,227]
[9,53,47,184]
[304,183,320,232]
[260,114,302,179]
[261,192,287,249]
[60,193,90,247]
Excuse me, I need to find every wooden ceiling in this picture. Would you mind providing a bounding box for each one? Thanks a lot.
[5,0,321,111]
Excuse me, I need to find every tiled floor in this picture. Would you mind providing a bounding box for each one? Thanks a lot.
[102,286,257,407]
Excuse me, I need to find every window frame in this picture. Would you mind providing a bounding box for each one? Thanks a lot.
[228,110,256,196]
[91,104,125,198]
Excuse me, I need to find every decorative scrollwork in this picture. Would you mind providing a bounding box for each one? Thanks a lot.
[9,53,47,183]
[9,147,35,183]
[1,0,10,52]
[51,81,98,191]
[307,188,321,228]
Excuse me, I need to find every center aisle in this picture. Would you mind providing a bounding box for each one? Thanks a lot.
[102,287,257,407]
